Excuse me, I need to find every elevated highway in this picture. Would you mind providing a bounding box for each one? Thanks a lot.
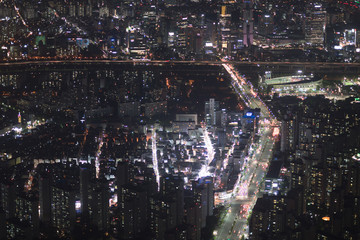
[0,60,360,74]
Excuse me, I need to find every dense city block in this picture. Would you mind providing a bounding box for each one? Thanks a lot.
[0,1,360,240]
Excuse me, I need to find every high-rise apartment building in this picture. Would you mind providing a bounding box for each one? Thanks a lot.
[160,174,184,226]
[149,195,177,240]
[14,193,39,238]
[50,184,77,236]
[0,181,16,219]
[80,165,109,231]
[184,198,202,240]
[192,177,214,228]
[117,183,148,239]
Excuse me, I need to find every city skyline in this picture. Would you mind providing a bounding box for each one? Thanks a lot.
[0,0,360,240]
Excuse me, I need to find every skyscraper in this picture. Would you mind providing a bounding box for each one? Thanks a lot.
[205,98,219,126]
[305,3,326,47]
[243,0,254,47]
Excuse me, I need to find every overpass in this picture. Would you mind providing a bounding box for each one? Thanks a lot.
[0,60,360,74]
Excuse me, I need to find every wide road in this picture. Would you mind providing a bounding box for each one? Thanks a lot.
[214,63,277,240]
[215,126,275,240]
[223,63,277,123]
[232,134,274,240]
[1,59,360,67]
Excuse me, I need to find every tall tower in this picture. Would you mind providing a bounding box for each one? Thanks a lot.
[305,3,326,47]
[17,112,21,123]
[219,4,232,55]
[243,0,254,47]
